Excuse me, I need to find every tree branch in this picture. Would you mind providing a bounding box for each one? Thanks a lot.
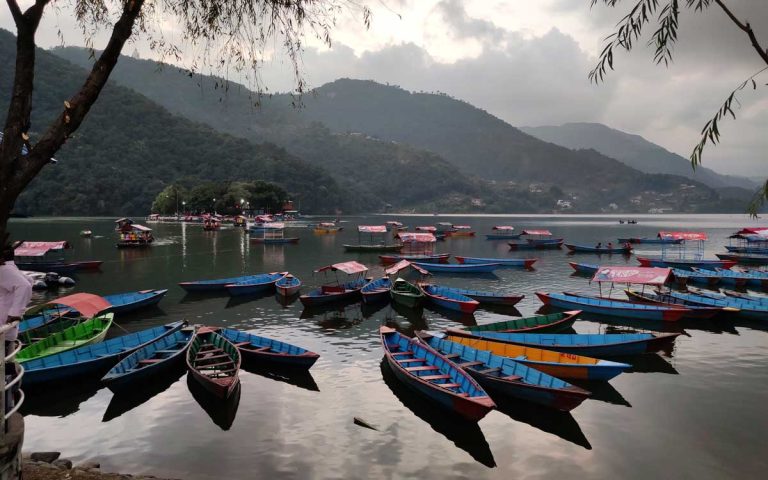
[714,0,768,66]
[5,0,23,25]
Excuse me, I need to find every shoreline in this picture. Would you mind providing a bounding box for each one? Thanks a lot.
[23,453,177,480]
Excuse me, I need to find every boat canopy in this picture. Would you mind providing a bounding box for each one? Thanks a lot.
[385,260,430,276]
[315,261,368,275]
[397,232,436,243]
[493,226,514,231]
[14,241,71,257]
[436,222,454,227]
[454,225,472,230]
[415,226,436,232]
[733,227,768,240]
[255,215,273,222]
[26,292,110,317]
[358,225,387,233]
[592,266,671,285]
[128,224,152,232]
[319,222,337,227]
[658,231,708,241]
[522,229,551,236]
[262,222,285,229]
[114,217,132,224]
[386,221,403,227]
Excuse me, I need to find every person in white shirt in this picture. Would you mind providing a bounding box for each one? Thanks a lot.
[0,241,33,346]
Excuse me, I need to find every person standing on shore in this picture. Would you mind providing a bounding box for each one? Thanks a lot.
[0,240,33,348]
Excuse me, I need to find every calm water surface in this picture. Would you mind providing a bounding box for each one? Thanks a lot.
[10,214,768,479]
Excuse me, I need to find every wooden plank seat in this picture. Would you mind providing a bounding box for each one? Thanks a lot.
[195,353,229,362]
[241,346,270,353]
[405,365,439,372]
[477,367,501,374]
[421,374,451,381]
[437,383,461,389]
[459,361,484,367]
[199,344,219,351]
[233,342,251,348]
[206,368,237,376]
[197,360,236,370]
[502,375,523,381]
[398,357,427,364]
[444,353,460,359]
[391,351,413,357]
[138,359,164,365]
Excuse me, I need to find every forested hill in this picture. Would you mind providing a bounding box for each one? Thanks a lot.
[520,122,757,190]
[47,46,751,213]
[0,29,349,215]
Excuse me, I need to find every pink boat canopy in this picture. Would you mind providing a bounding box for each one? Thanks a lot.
[454,225,472,230]
[415,226,436,232]
[315,261,368,275]
[386,221,403,227]
[14,241,71,257]
[734,227,768,239]
[358,225,388,233]
[319,222,337,227]
[658,231,708,241]
[385,260,430,276]
[262,222,285,229]
[128,224,152,232]
[592,266,671,285]
[397,232,437,243]
[255,215,273,222]
[522,229,552,236]
[26,292,110,318]
[493,226,514,231]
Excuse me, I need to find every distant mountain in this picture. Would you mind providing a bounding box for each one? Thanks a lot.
[51,48,753,213]
[520,122,757,190]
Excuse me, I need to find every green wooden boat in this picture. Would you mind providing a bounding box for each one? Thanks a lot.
[16,313,114,362]
[18,316,86,345]
[457,311,581,334]
[390,278,423,308]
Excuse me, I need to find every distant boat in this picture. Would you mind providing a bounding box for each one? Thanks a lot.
[637,257,737,270]
[454,256,536,268]
[568,262,599,274]
[412,262,500,274]
[275,274,302,297]
[224,272,288,297]
[565,243,631,254]
[179,273,281,293]
[617,237,683,245]
[485,226,521,240]
[379,253,450,264]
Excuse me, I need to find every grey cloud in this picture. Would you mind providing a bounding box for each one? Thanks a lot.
[434,0,505,44]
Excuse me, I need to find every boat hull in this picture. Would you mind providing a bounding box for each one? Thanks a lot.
[412,262,500,274]
[220,328,319,369]
[379,254,450,264]
[568,262,599,274]
[105,289,168,314]
[565,244,631,254]
[187,329,241,400]
[454,256,536,268]
[421,284,479,313]
[537,292,687,322]
[637,257,738,270]
[343,244,403,252]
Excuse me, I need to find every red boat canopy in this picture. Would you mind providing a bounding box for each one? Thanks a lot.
[493,226,514,231]
[255,215,273,222]
[415,226,436,232]
[26,292,110,318]
[358,225,387,233]
[385,260,430,276]
[735,227,768,239]
[592,266,671,285]
[385,221,403,227]
[14,241,71,257]
[397,232,436,243]
[315,261,368,275]
[522,230,551,236]
[658,231,708,241]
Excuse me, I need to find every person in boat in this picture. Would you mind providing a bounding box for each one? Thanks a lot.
[623,242,632,250]
[0,240,33,350]
[607,242,613,249]
[595,242,603,249]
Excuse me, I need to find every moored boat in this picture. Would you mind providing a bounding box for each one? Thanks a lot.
[565,243,632,254]
[179,274,273,292]
[690,267,748,287]
[412,262,500,274]
[455,311,580,334]
[224,272,288,297]
[313,222,343,234]
[638,256,737,270]
[721,289,768,305]
[380,326,495,421]
[361,277,393,304]
[390,278,424,308]
[428,285,524,306]
[420,284,480,313]
[103,289,168,314]
[379,253,450,264]
[536,292,688,321]
[623,290,722,319]
[17,314,114,362]
[454,256,536,268]
[617,237,683,245]
[219,328,320,369]
[568,262,599,274]
[275,274,302,297]
[186,327,241,399]
[485,225,521,240]
[344,225,403,252]
[716,253,768,266]
[299,261,370,307]
[671,268,721,286]
[416,331,590,411]
[668,290,768,320]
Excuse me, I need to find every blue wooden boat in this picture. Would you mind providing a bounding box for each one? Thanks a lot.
[669,291,768,320]
[103,289,168,314]
[275,274,302,297]
[638,257,738,270]
[429,284,524,306]
[361,277,393,304]
[225,272,288,296]
[691,268,753,287]
[721,289,768,305]
[718,268,768,288]
[568,262,599,275]
[454,256,536,268]
[458,311,580,334]
[448,329,681,357]
[508,240,563,250]
[623,290,723,319]
[299,277,369,307]
[179,274,272,292]
[416,331,590,411]
[380,326,495,421]
[420,284,480,313]
[618,237,683,245]
[671,268,721,286]
[219,328,320,369]
[725,245,768,254]
[716,253,768,266]
[412,262,500,274]
[565,244,632,254]
[102,326,194,392]
[21,321,185,386]
[536,292,688,321]
[379,253,450,264]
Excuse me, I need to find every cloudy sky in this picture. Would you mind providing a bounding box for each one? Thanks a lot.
[1,0,766,178]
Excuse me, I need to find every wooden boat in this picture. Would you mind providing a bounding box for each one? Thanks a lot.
[416,331,590,411]
[412,262,500,274]
[435,333,630,381]
[250,222,299,244]
[568,262,599,274]
[225,272,288,296]
[447,225,476,237]
[429,285,524,306]
[721,289,768,305]
[671,268,721,286]
[448,329,681,357]
[186,327,241,399]
[420,284,480,313]
[20,292,111,334]
[380,326,495,421]
[80,230,93,238]
[219,328,320,369]
[116,223,154,248]
[536,292,688,321]
[508,240,563,250]
[21,321,185,386]
[454,256,537,268]
[617,237,683,245]
[102,325,194,392]
[390,278,424,308]
[624,290,722,319]
[361,277,393,304]
[344,225,403,252]
[485,226,521,240]
[637,257,738,270]
[13,261,78,274]
[103,289,168,314]
[299,277,369,306]
[313,222,343,234]
[202,218,221,231]
[275,274,302,297]
[724,245,768,254]
[690,267,752,287]
[180,274,273,292]
[17,314,114,361]
[565,243,632,254]
[344,243,403,252]
[673,289,768,320]
[456,311,580,334]
[72,260,104,270]
[379,253,450,264]
[716,253,768,266]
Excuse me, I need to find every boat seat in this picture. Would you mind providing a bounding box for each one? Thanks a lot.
[243,346,270,353]
[437,383,461,389]
[196,347,224,356]
[196,353,230,362]
[391,351,413,357]
[406,365,439,372]
[502,375,523,381]
[233,342,252,348]
[455,392,469,397]
[459,361,484,367]
[138,359,163,365]
[198,360,236,369]
[199,344,219,351]
[398,357,427,364]
[421,374,451,381]
[155,349,179,354]
[208,368,237,376]
[477,367,501,374]
[443,353,460,359]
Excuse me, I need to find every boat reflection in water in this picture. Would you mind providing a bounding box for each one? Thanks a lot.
[301,302,366,330]
[275,292,300,308]
[619,353,680,375]
[569,380,632,408]
[379,360,496,468]
[186,373,242,431]
[423,303,477,327]
[102,368,186,422]
[21,380,102,418]
[240,362,320,393]
[493,395,592,450]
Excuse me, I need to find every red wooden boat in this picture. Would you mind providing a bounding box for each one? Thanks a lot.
[72,260,104,270]
[186,327,241,399]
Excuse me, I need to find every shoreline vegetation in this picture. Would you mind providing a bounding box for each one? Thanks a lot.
[23,452,175,480]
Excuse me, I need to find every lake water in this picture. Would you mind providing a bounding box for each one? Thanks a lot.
[10,214,768,479]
